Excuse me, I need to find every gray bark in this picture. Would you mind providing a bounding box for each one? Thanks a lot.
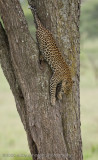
[0,0,82,160]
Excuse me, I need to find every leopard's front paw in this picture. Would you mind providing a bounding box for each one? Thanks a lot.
[51,97,56,106]
[57,92,62,100]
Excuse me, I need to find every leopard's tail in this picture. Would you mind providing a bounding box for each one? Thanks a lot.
[29,6,42,28]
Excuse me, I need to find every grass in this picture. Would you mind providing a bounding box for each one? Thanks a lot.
[81,39,98,55]
[0,69,30,160]
[80,39,98,160]
[81,88,98,160]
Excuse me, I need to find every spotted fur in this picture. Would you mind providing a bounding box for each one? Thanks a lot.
[31,7,72,105]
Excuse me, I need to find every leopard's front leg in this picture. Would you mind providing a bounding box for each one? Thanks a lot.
[50,73,59,106]
[57,80,66,100]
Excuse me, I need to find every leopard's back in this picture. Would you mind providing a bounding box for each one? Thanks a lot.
[37,27,68,71]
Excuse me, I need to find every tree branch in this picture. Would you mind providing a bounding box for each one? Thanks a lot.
[0,21,38,159]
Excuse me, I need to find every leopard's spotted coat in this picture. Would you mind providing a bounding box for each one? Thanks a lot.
[31,7,72,105]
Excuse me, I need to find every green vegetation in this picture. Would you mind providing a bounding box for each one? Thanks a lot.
[0,0,98,160]
[80,0,98,39]
[80,1,98,158]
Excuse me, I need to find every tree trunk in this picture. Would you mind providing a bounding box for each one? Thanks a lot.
[0,0,82,160]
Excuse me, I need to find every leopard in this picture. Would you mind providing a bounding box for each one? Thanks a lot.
[30,6,73,106]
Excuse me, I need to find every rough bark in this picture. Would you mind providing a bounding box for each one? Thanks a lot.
[0,0,82,160]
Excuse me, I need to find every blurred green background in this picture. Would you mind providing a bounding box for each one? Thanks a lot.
[0,0,98,160]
